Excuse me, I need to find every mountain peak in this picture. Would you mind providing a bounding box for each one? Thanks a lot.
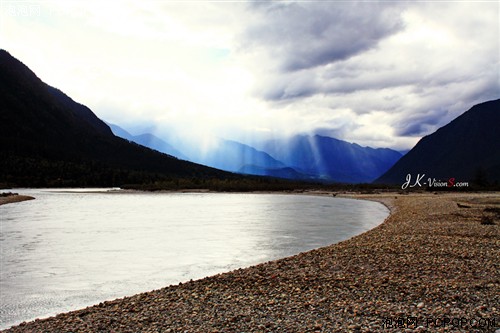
[376,98,500,185]
[0,50,231,187]
[261,134,402,183]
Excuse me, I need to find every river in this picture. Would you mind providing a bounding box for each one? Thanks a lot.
[0,189,388,329]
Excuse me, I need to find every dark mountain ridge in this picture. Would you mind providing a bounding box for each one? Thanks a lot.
[48,86,112,136]
[107,123,188,160]
[376,99,500,185]
[0,49,231,187]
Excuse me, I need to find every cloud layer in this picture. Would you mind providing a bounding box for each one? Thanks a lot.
[238,1,499,148]
[244,1,405,72]
[1,1,498,150]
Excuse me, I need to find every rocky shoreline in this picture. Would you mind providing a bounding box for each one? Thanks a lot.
[2,192,499,332]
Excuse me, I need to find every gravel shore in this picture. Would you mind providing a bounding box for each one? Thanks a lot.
[2,192,499,332]
[0,194,34,206]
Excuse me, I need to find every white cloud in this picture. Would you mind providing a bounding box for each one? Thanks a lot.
[238,1,499,145]
[1,1,498,150]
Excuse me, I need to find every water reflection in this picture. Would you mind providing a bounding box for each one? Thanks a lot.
[0,190,388,329]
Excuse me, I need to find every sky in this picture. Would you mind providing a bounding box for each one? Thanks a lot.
[1,0,499,151]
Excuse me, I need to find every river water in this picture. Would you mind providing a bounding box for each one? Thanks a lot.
[0,189,388,329]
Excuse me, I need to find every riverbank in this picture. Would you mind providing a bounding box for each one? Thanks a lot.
[2,192,499,332]
[0,193,34,206]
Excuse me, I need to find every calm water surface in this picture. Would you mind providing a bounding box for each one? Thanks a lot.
[0,189,388,329]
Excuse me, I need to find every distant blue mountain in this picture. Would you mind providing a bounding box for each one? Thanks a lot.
[259,135,402,183]
[108,123,188,160]
[108,123,402,182]
[185,139,293,176]
[107,125,299,178]
[238,165,310,179]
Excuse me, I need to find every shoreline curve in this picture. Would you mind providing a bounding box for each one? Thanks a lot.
[0,195,35,206]
[2,192,499,332]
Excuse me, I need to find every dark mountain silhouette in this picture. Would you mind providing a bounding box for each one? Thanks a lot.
[107,123,189,160]
[0,49,231,187]
[48,86,112,136]
[259,135,402,183]
[376,99,500,185]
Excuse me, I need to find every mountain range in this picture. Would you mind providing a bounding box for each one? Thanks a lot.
[109,124,403,183]
[2,49,496,188]
[109,123,317,180]
[3,47,400,186]
[103,100,500,186]
[257,135,402,183]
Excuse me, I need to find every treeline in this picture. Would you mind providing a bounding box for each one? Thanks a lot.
[3,150,497,191]
[123,177,319,192]
[122,178,401,193]
[0,153,169,188]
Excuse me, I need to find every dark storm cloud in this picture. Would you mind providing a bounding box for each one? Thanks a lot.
[394,108,448,137]
[392,69,499,138]
[244,1,406,72]
[398,122,432,137]
[256,70,319,101]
